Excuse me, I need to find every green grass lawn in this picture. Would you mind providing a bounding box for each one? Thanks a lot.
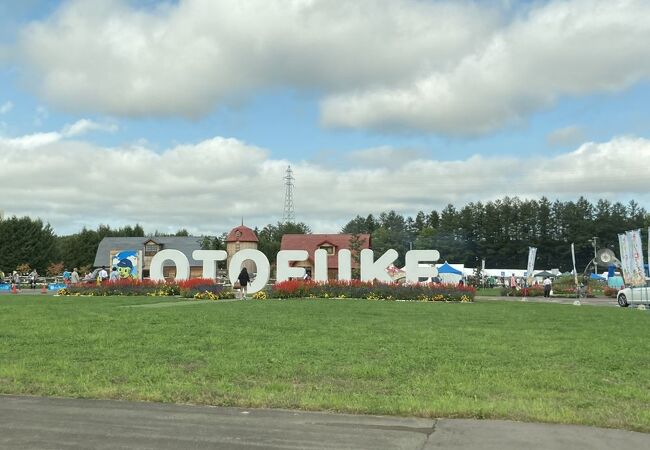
[475,287,503,296]
[0,296,648,432]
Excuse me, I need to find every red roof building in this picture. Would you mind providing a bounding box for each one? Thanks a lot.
[280,233,371,278]
[226,225,259,243]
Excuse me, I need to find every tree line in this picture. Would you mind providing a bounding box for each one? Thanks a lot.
[1,196,648,275]
[342,197,650,271]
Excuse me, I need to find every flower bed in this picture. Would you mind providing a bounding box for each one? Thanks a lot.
[500,286,545,297]
[57,278,234,300]
[266,280,474,302]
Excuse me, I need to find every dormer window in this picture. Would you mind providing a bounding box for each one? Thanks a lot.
[319,244,335,255]
[145,241,160,256]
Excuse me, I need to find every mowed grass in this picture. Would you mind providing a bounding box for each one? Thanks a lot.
[0,296,648,432]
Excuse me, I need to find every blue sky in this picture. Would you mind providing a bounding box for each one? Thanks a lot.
[1,0,650,235]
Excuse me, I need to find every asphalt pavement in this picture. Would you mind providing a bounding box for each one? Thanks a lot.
[1,395,647,450]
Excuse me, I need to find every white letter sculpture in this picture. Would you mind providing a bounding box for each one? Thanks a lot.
[404,250,440,283]
[276,250,308,282]
[150,249,190,281]
[360,249,398,282]
[192,250,227,279]
[313,249,328,281]
[313,249,352,281]
[228,249,270,294]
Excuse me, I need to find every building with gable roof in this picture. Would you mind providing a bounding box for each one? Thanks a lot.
[280,233,371,279]
[225,224,259,274]
[94,236,204,279]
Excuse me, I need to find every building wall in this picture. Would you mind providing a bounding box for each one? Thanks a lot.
[162,266,203,280]
[226,241,258,273]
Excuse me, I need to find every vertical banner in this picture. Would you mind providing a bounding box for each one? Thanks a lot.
[618,232,629,284]
[481,258,486,287]
[571,243,578,287]
[526,247,537,286]
[626,229,645,287]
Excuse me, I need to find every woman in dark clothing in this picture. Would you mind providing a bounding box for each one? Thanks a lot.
[238,267,251,299]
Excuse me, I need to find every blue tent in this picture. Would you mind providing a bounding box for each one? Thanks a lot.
[589,273,606,281]
[437,262,463,275]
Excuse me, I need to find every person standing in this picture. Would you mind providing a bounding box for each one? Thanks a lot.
[98,266,109,283]
[543,277,552,298]
[238,267,251,299]
[510,273,517,290]
[70,268,80,285]
[109,267,119,282]
[11,271,20,291]
[29,269,38,289]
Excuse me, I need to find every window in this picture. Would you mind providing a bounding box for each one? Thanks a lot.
[145,243,159,256]
[319,245,335,255]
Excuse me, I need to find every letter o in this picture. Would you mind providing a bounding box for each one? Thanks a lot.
[228,249,270,294]
[150,249,190,281]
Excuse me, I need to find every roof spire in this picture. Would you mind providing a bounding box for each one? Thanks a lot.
[241,217,244,226]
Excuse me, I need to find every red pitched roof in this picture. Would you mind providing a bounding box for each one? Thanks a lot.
[226,225,258,243]
[280,234,371,269]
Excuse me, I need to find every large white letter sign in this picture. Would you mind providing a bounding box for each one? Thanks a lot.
[314,249,352,281]
[228,249,270,294]
[338,249,352,281]
[192,250,227,279]
[150,249,190,281]
[313,249,328,281]
[276,250,308,282]
[405,250,440,283]
[360,249,398,282]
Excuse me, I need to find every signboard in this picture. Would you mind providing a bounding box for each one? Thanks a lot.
[109,249,142,280]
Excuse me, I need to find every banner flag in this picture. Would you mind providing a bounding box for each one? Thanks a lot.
[618,233,630,284]
[526,247,537,286]
[571,243,578,287]
[626,229,645,287]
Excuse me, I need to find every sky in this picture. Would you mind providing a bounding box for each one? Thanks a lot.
[1,0,650,236]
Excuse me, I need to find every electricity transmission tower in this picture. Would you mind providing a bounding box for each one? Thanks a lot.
[283,165,295,223]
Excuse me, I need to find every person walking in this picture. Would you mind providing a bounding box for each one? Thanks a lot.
[543,277,552,298]
[237,267,251,299]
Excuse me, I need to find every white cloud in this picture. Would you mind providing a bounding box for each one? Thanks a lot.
[14,0,650,134]
[17,0,498,119]
[0,101,13,114]
[0,118,118,149]
[1,128,649,234]
[321,0,650,134]
[62,119,118,137]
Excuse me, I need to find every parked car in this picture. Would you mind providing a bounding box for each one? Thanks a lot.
[616,286,650,307]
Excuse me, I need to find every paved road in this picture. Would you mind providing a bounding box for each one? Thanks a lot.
[0,396,647,449]
[474,295,622,307]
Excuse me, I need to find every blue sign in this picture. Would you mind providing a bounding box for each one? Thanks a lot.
[48,283,66,291]
[0,285,10,291]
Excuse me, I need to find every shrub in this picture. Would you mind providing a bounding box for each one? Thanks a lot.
[603,286,618,298]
